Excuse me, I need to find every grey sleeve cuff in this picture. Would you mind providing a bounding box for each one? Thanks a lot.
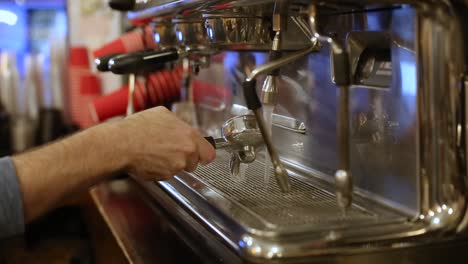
[0,157,25,239]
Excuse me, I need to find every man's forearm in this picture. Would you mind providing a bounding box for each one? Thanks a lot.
[12,122,127,222]
[6,106,215,227]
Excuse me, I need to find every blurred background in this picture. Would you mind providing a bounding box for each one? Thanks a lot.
[0,1,127,263]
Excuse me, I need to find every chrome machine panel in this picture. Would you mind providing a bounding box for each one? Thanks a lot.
[125,0,468,262]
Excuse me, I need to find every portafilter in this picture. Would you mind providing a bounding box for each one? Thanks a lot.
[205,115,264,178]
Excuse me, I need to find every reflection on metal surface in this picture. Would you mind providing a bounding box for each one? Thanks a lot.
[306,4,354,211]
[125,0,468,262]
[203,12,272,50]
[185,151,392,227]
[231,103,307,134]
[240,42,321,192]
[240,46,318,193]
[152,19,177,49]
[152,152,426,260]
[271,114,306,134]
[347,32,393,89]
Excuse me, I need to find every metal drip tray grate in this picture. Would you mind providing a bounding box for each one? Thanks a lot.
[188,151,388,228]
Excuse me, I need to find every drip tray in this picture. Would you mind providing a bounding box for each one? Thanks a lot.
[149,150,424,260]
[173,151,403,233]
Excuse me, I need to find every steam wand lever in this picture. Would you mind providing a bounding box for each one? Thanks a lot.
[242,46,318,192]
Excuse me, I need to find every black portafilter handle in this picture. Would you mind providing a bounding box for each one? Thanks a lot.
[108,49,179,75]
[204,136,231,150]
[204,136,216,149]
[95,53,120,72]
[108,0,135,11]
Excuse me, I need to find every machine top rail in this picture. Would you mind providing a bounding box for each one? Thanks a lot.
[126,0,437,20]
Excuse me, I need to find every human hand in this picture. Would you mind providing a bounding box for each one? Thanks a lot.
[112,106,216,181]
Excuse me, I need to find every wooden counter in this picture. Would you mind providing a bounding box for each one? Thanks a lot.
[90,179,204,264]
[89,178,468,264]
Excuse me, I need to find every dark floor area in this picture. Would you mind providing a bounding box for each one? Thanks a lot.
[0,195,127,264]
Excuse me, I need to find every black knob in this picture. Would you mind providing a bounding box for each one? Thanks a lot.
[95,53,119,72]
[108,0,135,11]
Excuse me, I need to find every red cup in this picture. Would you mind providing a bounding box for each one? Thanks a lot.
[69,46,89,67]
[92,28,145,59]
[146,77,160,105]
[75,73,103,128]
[91,69,184,122]
[69,67,91,127]
[147,69,183,103]
[134,81,147,107]
[192,79,232,105]
[159,71,174,99]
[143,25,157,49]
[90,82,146,122]
[171,69,183,98]
[80,74,102,95]
[147,74,164,105]
[155,71,171,100]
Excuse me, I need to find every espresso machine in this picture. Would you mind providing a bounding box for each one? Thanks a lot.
[107,0,468,263]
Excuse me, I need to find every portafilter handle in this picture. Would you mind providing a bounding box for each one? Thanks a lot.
[108,0,135,11]
[204,136,229,149]
[95,53,120,72]
[108,49,179,75]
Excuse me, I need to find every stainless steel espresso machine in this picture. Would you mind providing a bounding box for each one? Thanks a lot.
[109,0,468,263]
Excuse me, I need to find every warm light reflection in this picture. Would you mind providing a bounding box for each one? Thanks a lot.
[419,215,425,220]
[253,246,262,254]
[0,10,18,26]
[267,246,279,258]
[442,204,447,210]
[437,207,442,213]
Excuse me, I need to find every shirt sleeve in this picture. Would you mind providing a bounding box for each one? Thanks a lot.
[0,157,25,239]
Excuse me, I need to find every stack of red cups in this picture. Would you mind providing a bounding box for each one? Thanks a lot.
[92,26,157,58]
[90,68,183,122]
[79,74,102,128]
[69,46,99,128]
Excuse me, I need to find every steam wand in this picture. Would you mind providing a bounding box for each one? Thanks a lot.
[243,46,317,193]
[261,0,286,106]
[308,5,352,210]
[260,1,285,182]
